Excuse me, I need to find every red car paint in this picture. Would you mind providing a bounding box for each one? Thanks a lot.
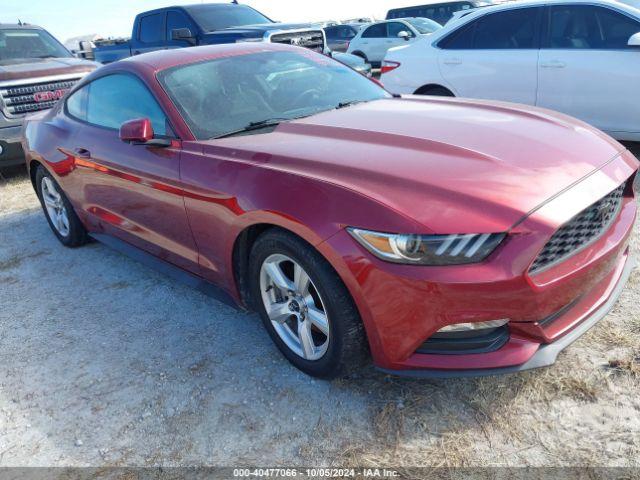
[23,44,638,375]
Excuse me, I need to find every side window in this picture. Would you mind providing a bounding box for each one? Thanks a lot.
[341,26,357,39]
[324,27,337,40]
[68,74,169,136]
[166,10,192,40]
[139,13,165,43]
[549,5,640,49]
[473,8,538,49]
[66,85,88,121]
[362,23,387,38]
[596,7,640,48]
[439,22,475,49]
[387,22,413,38]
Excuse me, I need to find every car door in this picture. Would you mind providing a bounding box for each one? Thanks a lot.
[64,73,200,273]
[134,12,166,56]
[437,6,542,104]
[358,23,388,63]
[537,4,640,137]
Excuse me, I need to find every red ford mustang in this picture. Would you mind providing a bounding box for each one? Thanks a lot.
[23,44,638,379]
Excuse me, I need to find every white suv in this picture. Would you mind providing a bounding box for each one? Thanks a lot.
[346,18,441,66]
[381,0,640,141]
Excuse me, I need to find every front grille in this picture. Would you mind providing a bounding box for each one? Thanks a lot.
[529,184,625,274]
[0,78,81,117]
[270,30,325,53]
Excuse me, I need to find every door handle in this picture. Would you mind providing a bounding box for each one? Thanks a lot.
[540,60,566,69]
[443,58,462,65]
[73,148,91,159]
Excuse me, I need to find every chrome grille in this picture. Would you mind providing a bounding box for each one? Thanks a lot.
[0,78,81,117]
[530,184,625,274]
[270,30,325,53]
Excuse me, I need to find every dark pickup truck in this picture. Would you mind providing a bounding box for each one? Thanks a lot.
[0,24,97,167]
[93,3,326,64]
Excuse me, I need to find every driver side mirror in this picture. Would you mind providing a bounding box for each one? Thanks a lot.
[120,118,171,147]
[171,28,196,45]
[398,31,411,41]
[628,32,640,47]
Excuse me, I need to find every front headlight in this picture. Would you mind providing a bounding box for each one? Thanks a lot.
[348,228,505,265]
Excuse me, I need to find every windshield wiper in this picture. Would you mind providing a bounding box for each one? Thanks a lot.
[212,116,301,140]
[336,100,367,110]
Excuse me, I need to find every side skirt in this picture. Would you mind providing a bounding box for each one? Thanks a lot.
[90,233,239,309]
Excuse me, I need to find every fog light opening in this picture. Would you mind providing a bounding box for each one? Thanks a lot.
[436,319,509,334]
[417,319,510,355]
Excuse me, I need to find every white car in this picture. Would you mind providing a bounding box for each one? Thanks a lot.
[346,18,441,66]
[381,0,640,141]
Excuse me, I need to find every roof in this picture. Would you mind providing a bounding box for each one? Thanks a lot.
[433,0,640,34]
[0,23,44,30]
[117,42,299,73]
[134,2,240,15]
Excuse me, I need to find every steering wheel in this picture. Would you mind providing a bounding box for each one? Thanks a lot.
[291,89,322,109]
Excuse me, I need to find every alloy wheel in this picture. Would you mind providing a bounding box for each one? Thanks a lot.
[41,176,70,237]
[259,253,330,361]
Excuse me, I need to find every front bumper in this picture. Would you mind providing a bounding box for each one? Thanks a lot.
[321,151,638,377]
[0,125,25,167]
[379,252,635,378]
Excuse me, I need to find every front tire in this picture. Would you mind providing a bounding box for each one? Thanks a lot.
[35,166,88,247]
[248,229,369,379]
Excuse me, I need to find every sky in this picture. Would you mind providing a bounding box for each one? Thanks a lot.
[1,0,406,43]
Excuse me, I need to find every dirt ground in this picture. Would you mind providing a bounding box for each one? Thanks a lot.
[1,147,639,469]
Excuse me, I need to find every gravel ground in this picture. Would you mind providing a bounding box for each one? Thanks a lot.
[1,147,639,468]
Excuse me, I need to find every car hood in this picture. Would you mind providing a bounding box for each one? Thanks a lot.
[0,57,98,82]
[204,97,627,233]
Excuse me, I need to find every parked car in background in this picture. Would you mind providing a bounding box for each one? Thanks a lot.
[331,51,372,76]
[24,44,638,379]
[91,3,326,64]
[0,23,97,168]
[347,18,441,66]
[382,0,640,141]
[386,1,494,24]
[324,24,363,52]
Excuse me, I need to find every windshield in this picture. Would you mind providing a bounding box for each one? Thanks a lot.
[0,29,71,63]
[405,18,443,34]
[159,50,390,140]
[185,5,272,32]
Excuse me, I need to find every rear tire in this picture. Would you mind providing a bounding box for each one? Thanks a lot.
[415,85,455,97]
[248,229,369,379]
[35,166,88,247]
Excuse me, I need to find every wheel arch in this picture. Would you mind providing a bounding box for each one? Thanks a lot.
[351,50,368,61]
[29,159,44,192]
[230,220,340,310]
[414,83,455,96]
